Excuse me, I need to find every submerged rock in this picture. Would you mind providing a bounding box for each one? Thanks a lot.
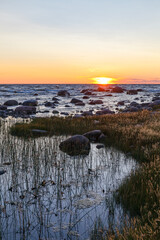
[59,135,90,156]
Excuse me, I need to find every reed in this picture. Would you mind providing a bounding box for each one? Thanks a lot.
[10,110,160,239]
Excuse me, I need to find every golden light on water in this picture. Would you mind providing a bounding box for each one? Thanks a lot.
[92,77,114,84]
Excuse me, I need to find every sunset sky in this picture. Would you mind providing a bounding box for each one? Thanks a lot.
[0,0,160,84]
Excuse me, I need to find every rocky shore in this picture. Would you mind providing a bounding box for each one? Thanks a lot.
[0,85,160,118]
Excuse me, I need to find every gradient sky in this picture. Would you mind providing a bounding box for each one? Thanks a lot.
[0,0,160,84]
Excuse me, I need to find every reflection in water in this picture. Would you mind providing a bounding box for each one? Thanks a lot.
[0,119,137,240]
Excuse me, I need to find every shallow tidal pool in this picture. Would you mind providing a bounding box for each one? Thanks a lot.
[0,119,137,240]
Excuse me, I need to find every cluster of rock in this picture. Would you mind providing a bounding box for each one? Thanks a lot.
[0,88,160,118]
[59,130,105,156]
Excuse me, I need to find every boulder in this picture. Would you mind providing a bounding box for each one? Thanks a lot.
[84,91,92,95]
[58,90,70,97]
[89,100,103,105]
[71,98,82,104]
[23,100,38,106]
[45,102,54,107]
[83,130,102,142]
[75,102,85,106]
[15,106,36,115]
[111,87,124,93]
[83,96,89,99]
[96,144,104,149]
[52,110,59,114]
[117,101,125,106]
[4,100,18,106]
[0,169,6,175]
[96,108,114,115]
[52,97,59,101]
[0,105,7,110]
[59,135,90,156]
[82,111,93,116]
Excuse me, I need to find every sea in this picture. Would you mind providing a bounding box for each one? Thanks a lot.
[0,84,160,117]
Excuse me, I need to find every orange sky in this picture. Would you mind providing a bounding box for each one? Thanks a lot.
[0,1,160,84]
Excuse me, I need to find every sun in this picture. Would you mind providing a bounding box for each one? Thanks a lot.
[92,77,114,85]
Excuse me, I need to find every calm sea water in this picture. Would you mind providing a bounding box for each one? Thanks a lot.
[0,84,160,117]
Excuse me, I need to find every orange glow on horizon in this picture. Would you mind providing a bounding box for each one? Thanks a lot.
[92,77,115,85]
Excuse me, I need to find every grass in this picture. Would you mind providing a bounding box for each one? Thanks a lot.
[10,110,160,239]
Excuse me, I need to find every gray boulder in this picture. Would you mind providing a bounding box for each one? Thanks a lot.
[15,106,36,115]
[4,100,18,106]
[23,100,38,106]
[59,135,90,156]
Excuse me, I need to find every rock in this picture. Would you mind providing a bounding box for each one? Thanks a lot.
[0,105,7,110]
[70,98,83,104]
[52,97,59,101]
[96,108,114,115]
[111,87,124,93]
[4,100,18,106]
[117,101,125,106]
[106,94,113,96]
[97,87,105,92]
[84,91,92,95]
[98,133,106,142]
[15,106,36,115]
[149,100,160,107]
[52,110,59,114]
[81,89,90,93]
[59,135,90,156]
[23,100,38,106]
[75,102,85,106]
[61,112,69,115]
[65,105,70,107]
[45,102,54,107]
[83,130,102,142]
[127,90,138,95]
[82,111,93,116]
[96,144,104,149]
[58,90,70,97]
[83,96,89,99]
[89,100,103,105]
[0,169,6,175]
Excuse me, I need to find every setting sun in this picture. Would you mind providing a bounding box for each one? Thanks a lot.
[92,77,114,85]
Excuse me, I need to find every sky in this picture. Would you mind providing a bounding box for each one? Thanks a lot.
[0,0,160,84]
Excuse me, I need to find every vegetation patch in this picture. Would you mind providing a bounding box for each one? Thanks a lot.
[10,111,160,239]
